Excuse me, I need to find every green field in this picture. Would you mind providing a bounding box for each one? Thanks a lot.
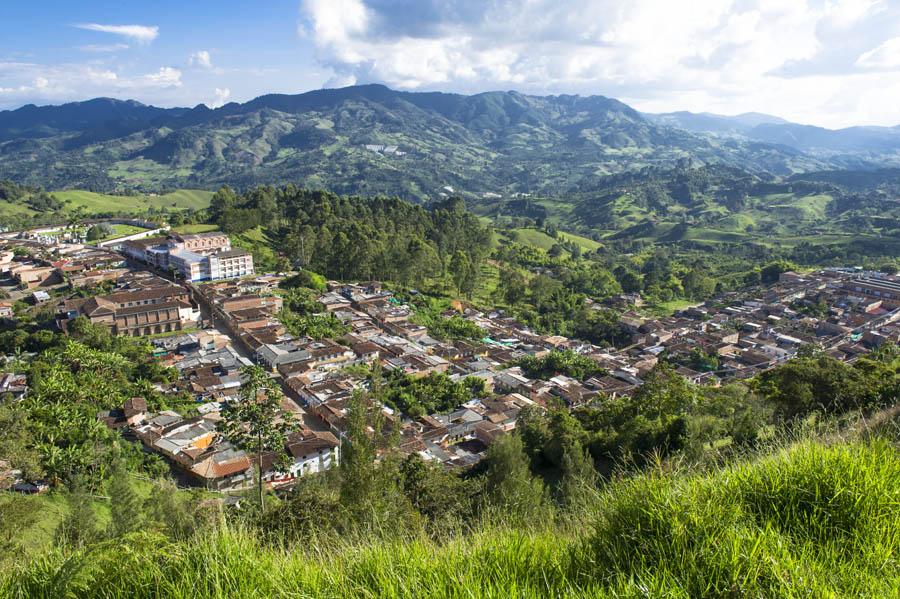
[508,228,600,253]
[559,231,602,251]
[511,228,558,250]
[645,298,701,317]
[172,223,220,234]
[98,223,148,240]
[0,200,38,220]
[51,189,214,214]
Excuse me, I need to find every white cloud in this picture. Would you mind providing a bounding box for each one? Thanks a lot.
[189,50,213,69]
[856,37,900,69]
[824,0,884,26]
[140,67,183,88]
[298,0,900,127]
[210,87,231,108]
[0,62,182,107]
[78,43,130,53]
[74,23,159,44]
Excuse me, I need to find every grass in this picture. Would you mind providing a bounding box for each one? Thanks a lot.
[511,227,558,250]
[96,223,148,241]
[232,226,279,271]
[558,231,601,252]
[645,298,700,316]
[51,189,213,214]
[172,223,220,234]
[5,439,900,596]
[509,228,600,255]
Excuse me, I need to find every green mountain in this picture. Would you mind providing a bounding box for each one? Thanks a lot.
[0,85,846,200]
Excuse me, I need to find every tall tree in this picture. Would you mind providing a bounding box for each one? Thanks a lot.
[484,434,546,521]
[209,185,238,222]
[218,365,294,511]
[106,466,143,538]
[54,483,100,548]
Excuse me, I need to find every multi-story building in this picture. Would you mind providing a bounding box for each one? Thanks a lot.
[845,276,900,304]
[169,232,231,255]
[123,233,253,282]
[211,249,254,280]
[59,279,200,336]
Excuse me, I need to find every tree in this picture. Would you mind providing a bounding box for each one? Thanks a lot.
[760,260,794,284]
[85,224,112,242]
[558,441,596,513]
[682,268,716,299]
[484,434,546,521]
[757,353,878,420]
[218,365,294,511]
[339,389,378,514]
[0,404,42,480]
[209,185,238,222]
[106,466,143,538]
[144,479,203,540]
[55,481,100,548]
[450,250,476,297]
[615,267,643,293]
[498,266,527,305]
[399,453,475,524]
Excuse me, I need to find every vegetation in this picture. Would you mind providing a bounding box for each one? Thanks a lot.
[0,86,839,196]
[0,317,187,487]
[381,370,488,418]
[276,287,350,340]
[218,366,294,510]
[5,439,900,596]
[516,349,605,381]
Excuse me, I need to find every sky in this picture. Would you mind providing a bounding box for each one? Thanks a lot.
[2,0,900,128]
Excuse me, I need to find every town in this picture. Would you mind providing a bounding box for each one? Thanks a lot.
[1,220,899,495]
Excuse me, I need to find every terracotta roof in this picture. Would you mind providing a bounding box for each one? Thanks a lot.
[286,430,339,458]
[191,452,251,480]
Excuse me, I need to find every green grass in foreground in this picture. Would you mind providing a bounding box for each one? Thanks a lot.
[5,439,900,597]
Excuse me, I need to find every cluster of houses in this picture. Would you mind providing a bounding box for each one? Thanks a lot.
[0,237,130,290]
[588,269,900,386]
[3,215,899,496]
[96,327,342,491]
[122,231,254,282]
[88,267,900,491]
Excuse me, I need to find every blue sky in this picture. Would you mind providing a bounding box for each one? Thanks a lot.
[3,0,900,128]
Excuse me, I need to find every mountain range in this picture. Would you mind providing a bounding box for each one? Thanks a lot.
[1,84,898,200]
[648,111,900,154]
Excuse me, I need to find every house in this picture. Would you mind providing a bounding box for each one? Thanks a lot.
[124,233,253,281]
[0,373,27,399]
[284,429,340,479]
[0,301,13,319]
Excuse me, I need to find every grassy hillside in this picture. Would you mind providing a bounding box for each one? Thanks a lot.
[52,189,213,213]
[5,439,900,597]
[510,228,601,253]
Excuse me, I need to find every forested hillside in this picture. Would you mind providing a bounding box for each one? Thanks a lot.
[0,85,857,197]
